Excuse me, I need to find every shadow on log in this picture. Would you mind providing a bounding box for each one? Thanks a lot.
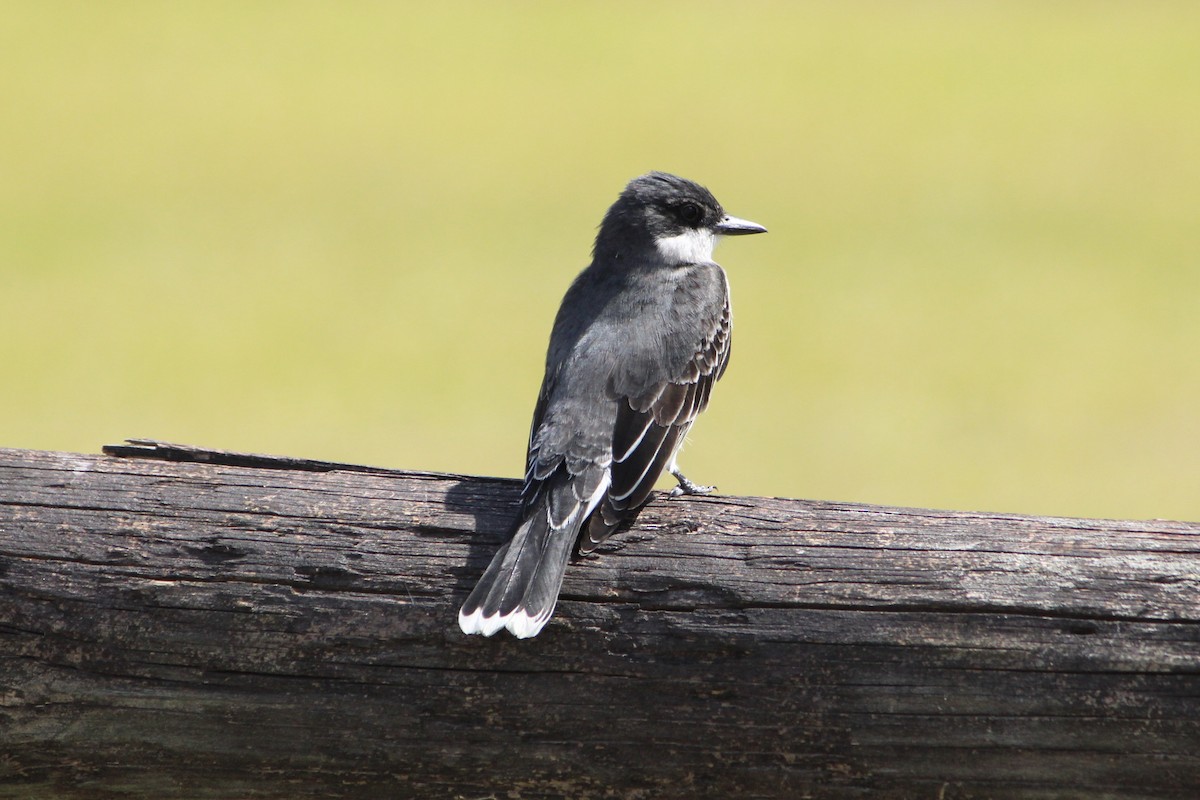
[1,440,1199,799]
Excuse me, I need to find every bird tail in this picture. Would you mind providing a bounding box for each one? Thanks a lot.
[458,468,608,639]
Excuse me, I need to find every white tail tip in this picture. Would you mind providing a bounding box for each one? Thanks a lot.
[458,604,555,639]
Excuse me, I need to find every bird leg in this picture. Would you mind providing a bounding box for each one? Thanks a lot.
[669,468,715,497]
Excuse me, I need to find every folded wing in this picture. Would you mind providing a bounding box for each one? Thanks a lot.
[579,293,731,552]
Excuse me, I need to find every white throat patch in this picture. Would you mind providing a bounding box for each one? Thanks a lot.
[655,228,716,265]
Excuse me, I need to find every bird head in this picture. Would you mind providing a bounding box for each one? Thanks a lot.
[594,172,767,266]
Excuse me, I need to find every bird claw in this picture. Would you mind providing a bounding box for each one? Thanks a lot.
[669,473,716,497]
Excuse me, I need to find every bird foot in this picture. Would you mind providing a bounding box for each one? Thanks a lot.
[669,471,715,497]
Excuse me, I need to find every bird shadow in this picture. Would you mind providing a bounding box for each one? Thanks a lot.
[443,476,520,596]
[444,475,647,598]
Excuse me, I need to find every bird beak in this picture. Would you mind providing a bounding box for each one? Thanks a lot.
[715,214,767,236]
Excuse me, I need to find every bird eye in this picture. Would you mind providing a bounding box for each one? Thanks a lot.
[677,202,704,226]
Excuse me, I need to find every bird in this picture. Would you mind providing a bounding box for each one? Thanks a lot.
[458,171,766,639]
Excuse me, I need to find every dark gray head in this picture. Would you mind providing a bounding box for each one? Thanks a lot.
[593,171,767,266]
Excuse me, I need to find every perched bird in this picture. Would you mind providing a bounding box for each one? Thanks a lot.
[458,172,766,638]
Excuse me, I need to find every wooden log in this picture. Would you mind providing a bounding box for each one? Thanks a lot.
[1,440,1198,799]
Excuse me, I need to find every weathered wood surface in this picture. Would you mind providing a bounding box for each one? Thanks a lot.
[1,441,1199,799]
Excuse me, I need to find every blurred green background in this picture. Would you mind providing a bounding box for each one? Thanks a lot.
[2,2,1197,521]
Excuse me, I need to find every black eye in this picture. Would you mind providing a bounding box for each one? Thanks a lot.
[677,202,704,226]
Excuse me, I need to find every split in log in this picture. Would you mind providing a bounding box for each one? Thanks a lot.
[1,440,1199,799]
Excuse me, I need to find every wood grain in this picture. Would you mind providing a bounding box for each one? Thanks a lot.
[2,442,1198,798]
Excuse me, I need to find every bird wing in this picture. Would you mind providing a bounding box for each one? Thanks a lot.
[579,285,731,552]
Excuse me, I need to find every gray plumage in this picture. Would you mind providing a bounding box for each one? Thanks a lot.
[458,172,766,638]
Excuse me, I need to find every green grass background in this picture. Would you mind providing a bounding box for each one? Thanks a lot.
[3,2,1197,521]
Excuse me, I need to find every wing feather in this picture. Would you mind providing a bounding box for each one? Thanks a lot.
[580,290,731,552]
